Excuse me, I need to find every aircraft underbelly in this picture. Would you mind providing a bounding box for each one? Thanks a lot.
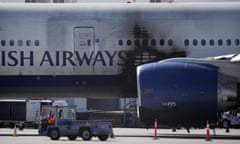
[0,75,124,98]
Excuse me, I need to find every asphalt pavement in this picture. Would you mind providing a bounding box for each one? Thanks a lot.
[1,128,240,144]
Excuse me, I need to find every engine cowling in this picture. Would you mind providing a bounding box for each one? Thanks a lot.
[137,60,239,128]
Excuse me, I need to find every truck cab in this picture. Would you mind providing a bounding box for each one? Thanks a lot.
[39,105,113,141]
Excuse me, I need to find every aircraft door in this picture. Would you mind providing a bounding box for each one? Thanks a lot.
[74,27,95,74]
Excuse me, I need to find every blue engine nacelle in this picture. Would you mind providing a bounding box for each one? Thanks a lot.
[137,60,239,128]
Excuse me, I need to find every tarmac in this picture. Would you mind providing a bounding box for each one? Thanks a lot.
[0,128,240,144]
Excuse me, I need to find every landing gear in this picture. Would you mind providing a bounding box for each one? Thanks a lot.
[172,128,176,132]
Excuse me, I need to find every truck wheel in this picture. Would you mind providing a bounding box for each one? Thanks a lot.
[222,120,230,129]
[81,129,92,141]
[49,128,60,140]
[98,135,109,141]
[68,135,77,140]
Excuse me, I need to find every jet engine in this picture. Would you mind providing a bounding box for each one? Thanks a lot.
[137,59,239,128]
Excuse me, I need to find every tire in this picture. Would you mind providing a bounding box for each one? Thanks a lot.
[98,135,109,141]
[81,129,92,141]
[34,124,39,129]
[222,120,230,129]
[172,128,176,132]
[49,128,60,140]
[68,135,77,141]
[19,125,25,131]
[18,123,25,131]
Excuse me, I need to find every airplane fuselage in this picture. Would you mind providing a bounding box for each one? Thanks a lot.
[0,3,240,98]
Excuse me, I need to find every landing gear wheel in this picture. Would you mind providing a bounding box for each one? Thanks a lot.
[81,129,92,141]
[19,124,25,131]
[172,128,176,132]
[98,135,109,141]
[68,135,77,140]
[49,129,60,140]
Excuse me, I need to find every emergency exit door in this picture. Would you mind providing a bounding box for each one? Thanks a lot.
[74,27,95,74]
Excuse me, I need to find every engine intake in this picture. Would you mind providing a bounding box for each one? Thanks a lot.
[137,60,239,128]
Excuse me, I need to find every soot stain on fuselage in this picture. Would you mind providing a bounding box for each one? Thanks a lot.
[119,24,186,98]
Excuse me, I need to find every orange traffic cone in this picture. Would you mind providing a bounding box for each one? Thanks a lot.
[206,120,211,141]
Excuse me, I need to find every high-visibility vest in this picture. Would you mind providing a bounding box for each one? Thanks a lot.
[48,118,55,124]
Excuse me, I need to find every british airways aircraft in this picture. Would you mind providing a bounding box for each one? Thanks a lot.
[0,3,239,128]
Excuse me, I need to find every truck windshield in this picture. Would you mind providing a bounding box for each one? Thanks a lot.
[58,107,75,119]
[40,107,56,120]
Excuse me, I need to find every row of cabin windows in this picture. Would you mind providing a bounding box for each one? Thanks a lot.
[119,39,173,47]
[0,40,40,47]
[184,39,240,46]
[2,39,239,48]
[118,39,240,47]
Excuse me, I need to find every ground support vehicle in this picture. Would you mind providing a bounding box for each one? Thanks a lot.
[0,100,41,129]
[38,105,114,141]
[219,108,240,129]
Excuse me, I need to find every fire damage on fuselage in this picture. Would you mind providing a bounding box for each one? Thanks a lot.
[119,24,186,98]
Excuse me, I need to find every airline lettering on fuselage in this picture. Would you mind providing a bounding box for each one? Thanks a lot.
[1,51,34,66]
[0,50,127,67]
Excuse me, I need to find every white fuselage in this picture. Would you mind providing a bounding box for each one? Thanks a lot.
[0,3,240,98]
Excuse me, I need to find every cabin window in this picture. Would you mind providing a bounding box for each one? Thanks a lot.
[127,40,132,46]
[218,39,223,46]
[226,39,231,46]
[118,40,123,46]
[26,40,32,46]
[168,39,173,46]
[160,39,164,46]
[34,40,40,47]
[134,39,140,46]
[209,39,214,46]
[18,40,23,46]
[235,39,240,46]
[201,39,206,46]
[184,39,189,46]
[1,40,6,46]
[143,39,148,46]
[9,40,14,46]
[193,39,198,46]
[151,39,156,46]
